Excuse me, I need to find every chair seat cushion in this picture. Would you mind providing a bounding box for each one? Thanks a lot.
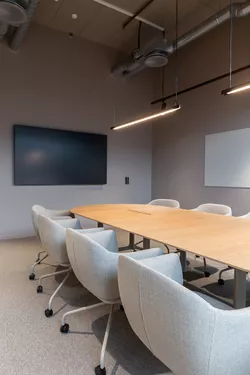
[195,292,233,310]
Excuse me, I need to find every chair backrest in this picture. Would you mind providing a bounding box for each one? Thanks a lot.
[149,199,180,208]
[66,229,120,303]
[38,216,81,265]
[31,205,72,239]
[238,212,250,218]
[193,203,232,216]
[118,254,250,375]
[32,205,46,238]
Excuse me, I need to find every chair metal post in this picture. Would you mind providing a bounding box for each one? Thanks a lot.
[38,267,70,286]
[100,304,114,370]
[36,250,46,262]
[30,253,48,278]
[61,302,106,326]
[48,268,71,310]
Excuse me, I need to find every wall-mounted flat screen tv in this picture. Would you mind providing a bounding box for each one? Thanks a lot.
[14,125,107,185]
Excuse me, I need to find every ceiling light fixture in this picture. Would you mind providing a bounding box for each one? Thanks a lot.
[110,104,181,130]
[222,82,250,95]
[72,13,78,19]
[111,0,181,131]
[222,0,250,96]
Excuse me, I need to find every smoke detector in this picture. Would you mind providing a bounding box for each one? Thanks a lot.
[0,0,27,26]
[144,49,168,68]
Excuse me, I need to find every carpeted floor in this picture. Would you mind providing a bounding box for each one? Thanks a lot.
[0,230,249,375]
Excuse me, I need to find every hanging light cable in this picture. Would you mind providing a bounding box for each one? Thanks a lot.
[174,0,179,105]
[222,0,250,95]
[111,0,181,131]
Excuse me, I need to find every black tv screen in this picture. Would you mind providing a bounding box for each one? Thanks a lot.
[14,125,107,185]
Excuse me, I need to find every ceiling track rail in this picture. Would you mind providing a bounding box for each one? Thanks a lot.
[91,0,164,31]
[151,64,250,105]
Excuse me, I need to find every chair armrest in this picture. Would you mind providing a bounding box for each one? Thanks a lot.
[53,218,81,229]
[77,228,105,234]
[82,230,118,253]
[48,209,73,218]
[137,253,183,285]
[123,248,163,260]
[51,216,73,220]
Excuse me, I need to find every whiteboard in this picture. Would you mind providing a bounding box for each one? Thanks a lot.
[205,128,250,188]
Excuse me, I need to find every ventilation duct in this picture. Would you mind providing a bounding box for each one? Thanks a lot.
[0,21,7,40]
[9,0,38,51]
[0,0,27,26]
[112,0,250,77]
[112,37,169,76]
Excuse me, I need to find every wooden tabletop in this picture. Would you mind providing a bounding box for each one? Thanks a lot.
[71,204,250,273]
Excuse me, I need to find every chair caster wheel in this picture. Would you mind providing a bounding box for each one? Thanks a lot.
[29,273,35,280]
[37,285,43,293]
[204,271,210,278]
[95,365,106,375]
[60,323,69,333]
[45,309,53,318]
[120,304,124,311]
[218,278,225,285]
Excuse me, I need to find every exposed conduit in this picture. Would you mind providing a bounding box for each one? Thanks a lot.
[112,0,250,77]
[9,0,39,51]
[0,22,8,41]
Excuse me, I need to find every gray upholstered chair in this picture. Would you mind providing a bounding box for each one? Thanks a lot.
[30,205,73,280]
[118,253,250,375]
[37,215,102,318]
[61,229,163,375]
[192,203,232,277]
[131,198,180,251]
[218,211,250,285]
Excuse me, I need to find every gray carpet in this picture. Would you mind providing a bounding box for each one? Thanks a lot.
[0,231,249,375]
[0,234,170,375]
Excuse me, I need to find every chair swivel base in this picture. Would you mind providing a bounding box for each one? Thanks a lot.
[60,323,69,333]
[95,365,106,375]
[29,273,35,280]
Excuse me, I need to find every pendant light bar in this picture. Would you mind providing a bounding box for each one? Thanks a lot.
[222,82,250,95]
[222,0,250,97]
[110,104,181,131]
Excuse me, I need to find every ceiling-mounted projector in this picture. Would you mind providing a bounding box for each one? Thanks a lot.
[0,0,27,26]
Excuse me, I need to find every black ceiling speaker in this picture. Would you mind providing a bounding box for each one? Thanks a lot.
[0,0,27,26]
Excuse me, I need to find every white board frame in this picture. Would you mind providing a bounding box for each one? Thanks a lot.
[205,128,250,188]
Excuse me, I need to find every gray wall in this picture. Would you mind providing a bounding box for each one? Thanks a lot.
[152,16,250,215]
[0,23,154,239]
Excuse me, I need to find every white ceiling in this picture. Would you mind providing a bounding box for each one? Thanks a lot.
[33,0,239,52]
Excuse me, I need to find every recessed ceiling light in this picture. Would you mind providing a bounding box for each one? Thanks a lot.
[72,14,78,20]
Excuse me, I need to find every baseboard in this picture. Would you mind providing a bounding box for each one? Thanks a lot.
[0,231,35,241]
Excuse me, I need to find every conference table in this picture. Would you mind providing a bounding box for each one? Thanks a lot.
[71,204,250,309]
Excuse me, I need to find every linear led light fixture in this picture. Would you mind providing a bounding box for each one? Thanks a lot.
[110,103,181,131]
[221,82,250,95]
[221,0,250,97]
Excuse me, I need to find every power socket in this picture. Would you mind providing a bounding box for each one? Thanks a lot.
[125,177,129,185]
